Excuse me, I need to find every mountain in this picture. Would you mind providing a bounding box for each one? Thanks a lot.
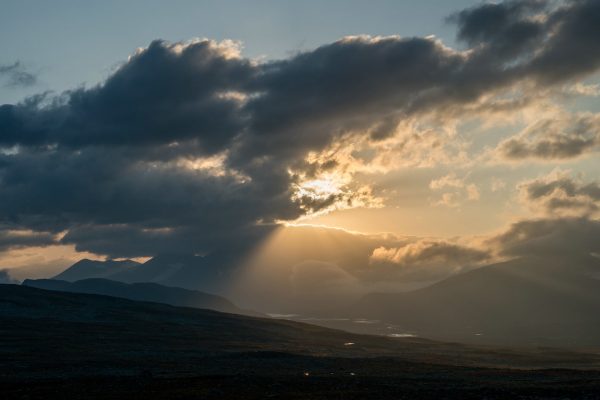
[53,258,140,281]
[52,253,236,292]
[22,278,256,316]
[351,255,600,347]
[3,284,600,399]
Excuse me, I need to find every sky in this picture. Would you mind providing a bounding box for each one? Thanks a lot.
[1,0,600,301]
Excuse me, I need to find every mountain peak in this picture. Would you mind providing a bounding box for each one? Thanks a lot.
[53,258,141,282]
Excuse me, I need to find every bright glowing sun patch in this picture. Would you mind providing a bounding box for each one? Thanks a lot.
[296,178,344,199]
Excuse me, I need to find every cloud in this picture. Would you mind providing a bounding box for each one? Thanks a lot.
[0,0,600,259]
[369,240,491,282]
[518,170,600,216]
[0,36,466,257]
[0,62,37,88]
[496,112,600,161]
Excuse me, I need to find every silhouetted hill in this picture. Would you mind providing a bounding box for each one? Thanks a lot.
[3,284,600,399]
[352,255,600,347]
[23,278,257,316]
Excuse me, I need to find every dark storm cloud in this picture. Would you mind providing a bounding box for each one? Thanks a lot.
[453,0,600,85]
[0,145,295,255]
[451,0,545,60]
[1,36,472,256]
[0,62,37,88]
[526,0,600,84]
[243,36,463,143]
[0,40,252,150]
[0,1,599,257]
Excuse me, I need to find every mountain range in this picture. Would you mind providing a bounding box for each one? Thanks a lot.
[48,252,600,348]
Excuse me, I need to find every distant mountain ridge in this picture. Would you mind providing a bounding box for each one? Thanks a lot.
[23,278,257,316]
[351,255,600,347]
[52,251,600,348]
[52,253,237,292]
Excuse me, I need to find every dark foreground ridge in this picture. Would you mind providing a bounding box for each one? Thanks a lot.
[3,284,600,399]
